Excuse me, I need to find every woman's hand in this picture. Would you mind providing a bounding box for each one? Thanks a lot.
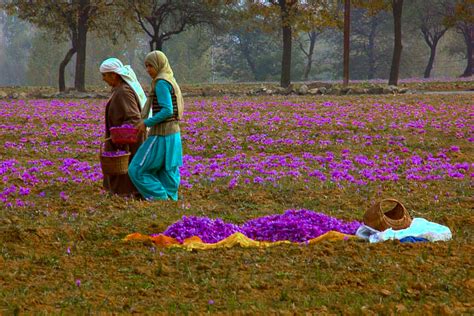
[136,121,146,134]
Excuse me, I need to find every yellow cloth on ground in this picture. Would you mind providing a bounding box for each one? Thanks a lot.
[124,231,357,251]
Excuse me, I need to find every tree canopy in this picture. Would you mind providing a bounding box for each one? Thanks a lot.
[0,0,471,90]
[2,0,130,91]
[129,0,224,51]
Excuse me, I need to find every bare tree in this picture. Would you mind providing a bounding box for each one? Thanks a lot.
[415,0,449,78]
[443,0,473,77]
[130,0,220,51]
[298,31,321,80]
[458,24,474,77]
[366,14,385,79]
[352,0,405,84]
[351,8,386,80]
[2,0,129,92]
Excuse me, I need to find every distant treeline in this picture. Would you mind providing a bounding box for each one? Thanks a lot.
[0,1,471,91]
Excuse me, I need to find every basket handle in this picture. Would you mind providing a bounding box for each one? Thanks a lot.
[99,137,112,158]
[379,198,408,215]
[380,198,405,206]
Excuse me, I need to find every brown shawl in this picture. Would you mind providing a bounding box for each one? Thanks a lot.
[103,82,144,196]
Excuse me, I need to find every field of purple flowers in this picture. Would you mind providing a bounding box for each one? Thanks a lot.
[1,95,471,209]
[0,94,472,314]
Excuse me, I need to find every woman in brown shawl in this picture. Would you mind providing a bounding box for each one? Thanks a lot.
[99,58,146,197]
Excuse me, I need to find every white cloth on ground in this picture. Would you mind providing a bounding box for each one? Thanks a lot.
[366,218,452,243]
[355,225,380,240]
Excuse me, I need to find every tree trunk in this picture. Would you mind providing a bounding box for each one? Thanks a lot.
[156,38,163,51]
[367,16,377,80]
[460,25,473,77]
[127,45,136,66]
[58,47,77,92]
[302,61,311,81]
[281,24,292,87]
[343,0,350,86]
[239,39,259,81]
[303,32,317,81]
[421,26,448,79]
[74,0,89,92]
[388,0,403,86]
[424,43,437,78]
[279,0,294,88]
[150,36,163,51]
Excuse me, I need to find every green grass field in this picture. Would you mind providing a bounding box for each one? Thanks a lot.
[0,93,472,314]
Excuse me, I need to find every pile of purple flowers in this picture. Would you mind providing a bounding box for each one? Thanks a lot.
[110,124,134,129]
[241,210,361,242]
[161,209,361,243]
[101,150,128,157]
[163,216,241,243]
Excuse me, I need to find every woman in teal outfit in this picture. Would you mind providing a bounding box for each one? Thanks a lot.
[129,51,184,201]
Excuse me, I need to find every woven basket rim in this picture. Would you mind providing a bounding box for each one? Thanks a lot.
[110,127,138,134]
[100,152,130,158]
[99,138,130,175]
[363,198,412,231]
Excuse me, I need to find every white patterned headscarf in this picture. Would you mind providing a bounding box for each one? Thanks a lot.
[99,58,147,112]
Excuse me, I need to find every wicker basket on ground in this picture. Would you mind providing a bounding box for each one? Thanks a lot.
[363,198,412,231]
[99,138,130,175]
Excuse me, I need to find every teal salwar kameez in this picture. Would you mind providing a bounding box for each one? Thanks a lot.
[129,79,183,200]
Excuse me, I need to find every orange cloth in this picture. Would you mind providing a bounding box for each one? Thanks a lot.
[124,231,356,250]
[124,233,180,246]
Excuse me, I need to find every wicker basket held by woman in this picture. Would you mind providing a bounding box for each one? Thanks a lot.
[363,198,412,231]
[99,138,130,175]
